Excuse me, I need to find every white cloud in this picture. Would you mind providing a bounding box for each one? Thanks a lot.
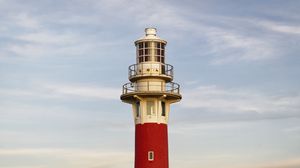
[204,30,274,64]
[0,148,132,168]
[181,85,300,114]
[259,21,300,35]
[16,31,79,45]
[12,13,41,29]
[7,30,86,57]
[249,158,300,168]
[44,83,120,100]
[283,126,300,133]
[0,83,120,100]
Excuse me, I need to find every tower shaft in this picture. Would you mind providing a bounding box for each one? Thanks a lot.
[135,123,168,168]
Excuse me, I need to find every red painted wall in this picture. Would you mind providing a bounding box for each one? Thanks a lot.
[135,123,168,168]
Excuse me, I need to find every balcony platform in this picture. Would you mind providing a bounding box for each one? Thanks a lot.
[120,82,182,102]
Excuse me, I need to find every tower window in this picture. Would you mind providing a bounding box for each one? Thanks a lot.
[148,151,154,161]
[161,101,166,116]
[147,101,155,115]
[136,101,140,117]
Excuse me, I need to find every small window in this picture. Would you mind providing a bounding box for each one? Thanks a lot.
[161,44,165,49]
[136,101,140,117]
[145,49,149,55]
[161,50,165,56]
[161,57,165,63]
[161,101,166,116]
[147,101,155,115]
[145,42,149,48]
[148,151,154,161]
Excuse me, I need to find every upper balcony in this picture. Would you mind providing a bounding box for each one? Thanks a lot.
[128,63,173,82]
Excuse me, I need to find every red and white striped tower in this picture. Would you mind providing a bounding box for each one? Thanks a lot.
[121,28,182,168]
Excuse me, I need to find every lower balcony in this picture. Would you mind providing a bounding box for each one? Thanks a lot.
[121,81,181,102]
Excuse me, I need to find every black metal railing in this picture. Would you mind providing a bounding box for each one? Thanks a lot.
[122,81,180,95]
[128,63,173,79]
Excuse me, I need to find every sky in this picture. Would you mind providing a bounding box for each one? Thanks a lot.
[0,0,300,168]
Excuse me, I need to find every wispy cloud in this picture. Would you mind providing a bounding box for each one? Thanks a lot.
[16,31,78,45]
[204,29,274,64]
[12,13,41,29]
[0,82,120,101]
[251,158,300,168]
[0,148,132,168]
[1,0,297,64]
[259,21,300,35]
[181,85,300,114]
[44,83,120,100]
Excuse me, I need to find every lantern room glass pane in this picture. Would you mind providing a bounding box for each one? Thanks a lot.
[139,57,143,63]
[139,50,143,56]
[155,56,160,62]
[156,49,160,55]
[145,56,151,62]
[139,43,143,49]
[156,42,160,48]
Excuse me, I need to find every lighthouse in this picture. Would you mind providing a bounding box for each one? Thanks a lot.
[121,28,182,168]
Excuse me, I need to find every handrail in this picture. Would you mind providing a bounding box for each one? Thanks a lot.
[122,82,180,95]
[128,63,173,79]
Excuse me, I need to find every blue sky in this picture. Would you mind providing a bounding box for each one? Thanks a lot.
[0,0,300,168]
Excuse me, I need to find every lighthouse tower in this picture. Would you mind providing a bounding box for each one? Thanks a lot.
[121,28,182,168]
